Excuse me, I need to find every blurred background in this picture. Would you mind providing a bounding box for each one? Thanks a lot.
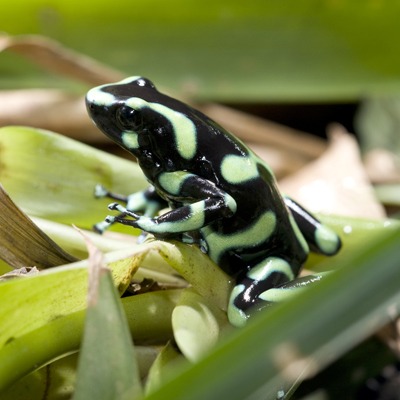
[1,2,400,398]
[2,0,400,137]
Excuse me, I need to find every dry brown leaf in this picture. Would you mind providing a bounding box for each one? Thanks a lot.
[364,148,400,184]
[0,89,104,141]
[0,33,126,141]
[0,184,78,269]
[199,103,326,159]
[0,33,124,85]
[279,124,385,219]
[248,142,309,179]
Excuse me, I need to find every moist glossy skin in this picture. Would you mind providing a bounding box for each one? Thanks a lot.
[86,76,341,327]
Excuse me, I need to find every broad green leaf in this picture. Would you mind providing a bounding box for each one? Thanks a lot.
[0,235,230,392]
[148,240,232,311]
[0,250,140,391]
[73,238,142,400]
[172,288,230,362]
[143,228,400,400]
[1,353,79,400]
[145,342,184,396]
[1,346,159,400]
[306,214,400,271]
[2,1,400,101]
[0,126,146,228]
[0,284,180,392]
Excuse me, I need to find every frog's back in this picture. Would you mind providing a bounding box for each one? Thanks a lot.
[176,111,307,272]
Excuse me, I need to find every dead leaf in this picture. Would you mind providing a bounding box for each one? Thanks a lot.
[0,184,78,269]
[364,148,400,184]
[279,124,385,219]
[0,89,104,141]
[0,266,39,281]
[0,33,123,85]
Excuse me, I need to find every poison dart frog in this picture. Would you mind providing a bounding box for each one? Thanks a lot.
[86,77,341,327]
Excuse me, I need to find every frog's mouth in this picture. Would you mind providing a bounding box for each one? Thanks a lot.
[85,100,116,138]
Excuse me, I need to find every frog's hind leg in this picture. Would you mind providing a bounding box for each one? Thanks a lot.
[228,256,298,327]
[284,196,341,256]
[227,256,331,327]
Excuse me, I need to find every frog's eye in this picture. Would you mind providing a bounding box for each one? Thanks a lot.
[116,106,143,131]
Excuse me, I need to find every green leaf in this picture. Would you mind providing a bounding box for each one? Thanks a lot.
[0,277,180,392]
[306,214,400,271]
[145,343,183,396]
[0,249,141,391]
[73,237,142,400]
[151,240,232,311]
[143,228,400,400]
[172,288,230,362]
[2,1,400,101]
[0,126,146,228]
[1,353,79,400]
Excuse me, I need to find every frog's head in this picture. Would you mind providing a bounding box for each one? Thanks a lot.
[86,76,163,158]
[86,76,200,171]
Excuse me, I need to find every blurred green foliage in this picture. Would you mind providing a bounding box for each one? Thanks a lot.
[2,1,400,101]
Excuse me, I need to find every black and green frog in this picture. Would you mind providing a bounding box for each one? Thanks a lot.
[86,77,341,327]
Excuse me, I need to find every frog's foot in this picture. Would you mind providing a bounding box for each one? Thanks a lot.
[107,202,141,219]
[94,184,129,202]
[93,185,132,233]
[94,184,109,199]
[104,202,142,228]
[227,256,329,327]
[284,196,341,256]
[93,220,112,234]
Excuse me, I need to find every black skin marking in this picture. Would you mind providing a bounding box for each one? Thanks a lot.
[86,77,341,326]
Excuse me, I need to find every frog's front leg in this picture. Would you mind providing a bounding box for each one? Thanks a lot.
[105,171,237,239]
[94,185,167,234]
[284,196,341,256]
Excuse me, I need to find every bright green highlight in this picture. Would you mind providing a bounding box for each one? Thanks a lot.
[203,210,276,264]
[150,103,197,160]
[315,225,341,255]
[227,285,247,328]
[158,171,195,195]
[86,88,115,106]
[247,257,294,282]
[220,154,259,184]
[258,287,301,303]
[137,201,205,234]
[122,131,139,149]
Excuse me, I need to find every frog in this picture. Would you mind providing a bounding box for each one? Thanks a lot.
[86,76,341,327]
